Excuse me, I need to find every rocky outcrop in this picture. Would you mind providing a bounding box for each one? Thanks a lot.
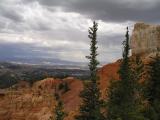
[98,60,120,98]
[131,22,160,56]
[0,77,83,120]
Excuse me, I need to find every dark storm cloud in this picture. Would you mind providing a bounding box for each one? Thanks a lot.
[66,0,160,23]
[31,0,160,23]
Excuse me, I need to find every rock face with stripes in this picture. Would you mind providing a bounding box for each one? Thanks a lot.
[131,23,160,56]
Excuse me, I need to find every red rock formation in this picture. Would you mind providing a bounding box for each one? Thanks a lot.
[0,59,126,120]
[62,77,83,112]
[99,60,120,98]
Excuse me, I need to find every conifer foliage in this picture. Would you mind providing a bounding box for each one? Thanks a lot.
[49,101,66,120]
[107,27,145,120]
[54,101,66,120]
[75,21,104,120]
[144,52,160,120]
[49,100,66,120]
[50,87,66,120]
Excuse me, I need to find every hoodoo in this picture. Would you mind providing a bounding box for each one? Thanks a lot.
[131,22,160,56]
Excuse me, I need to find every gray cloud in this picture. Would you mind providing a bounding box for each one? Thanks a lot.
[0,0,159,65]
[0,1,23,23]
[0,42,49,58]
[69,0,160,23]
[0,41,88,65]
[26,0,160,23]
[0,7,22,22]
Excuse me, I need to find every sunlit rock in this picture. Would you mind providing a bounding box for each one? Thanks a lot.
[131,22,160,56]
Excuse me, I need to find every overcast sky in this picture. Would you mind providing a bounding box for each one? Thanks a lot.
[0,0,160,65]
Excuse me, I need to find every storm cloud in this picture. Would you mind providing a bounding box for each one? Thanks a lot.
[26,0,160,23]
[0,0,159,65]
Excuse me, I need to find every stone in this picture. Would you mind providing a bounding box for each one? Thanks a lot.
[131,22,160,56]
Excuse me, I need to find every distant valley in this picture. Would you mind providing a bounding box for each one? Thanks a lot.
[0,62,90,88]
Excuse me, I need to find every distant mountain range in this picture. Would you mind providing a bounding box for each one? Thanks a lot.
[0,56,87,67]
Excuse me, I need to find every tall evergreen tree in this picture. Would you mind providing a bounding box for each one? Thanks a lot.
[75,21,104,120]
[143,52,160,120]
[107,27,145,120]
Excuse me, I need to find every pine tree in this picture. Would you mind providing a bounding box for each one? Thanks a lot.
[75,21,104,120]
[50,86,66,120]
[130,55,145,103]
[143,52,160,120]
[107,27,145,120]
[131,56,148,119]
[49,100,66,120]
[64,82,70,93]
